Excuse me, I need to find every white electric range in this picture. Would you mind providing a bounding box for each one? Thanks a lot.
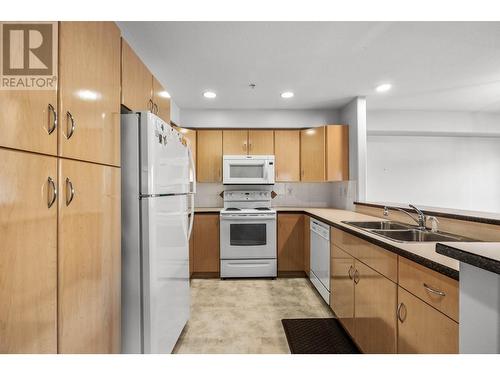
[220,191,277,278]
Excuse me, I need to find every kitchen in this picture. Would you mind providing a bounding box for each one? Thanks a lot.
[1,4,500,372]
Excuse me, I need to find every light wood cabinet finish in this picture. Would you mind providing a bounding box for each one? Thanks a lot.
[58,159,120,353]
[330,245,355,337]
[197,130,223,182]
[121,38,153,111]
[326,125,349,181]
[274,130,300,181]
[192,214,220,274]
[0,149,57,353]
[303,215,311,275]
[300,127,325,181]
[277,214,304,272]
[152,77,170,123]
[59,22,121,166]
[223,130,248,155]
[331,228,397,282]
[399,257,459,322]
[354,261,397,354]
[397,287,458,354]
[248,130,274,155]
[0,90,57,155]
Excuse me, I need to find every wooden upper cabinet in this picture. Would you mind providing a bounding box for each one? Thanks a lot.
[58,159,121,353]
[152,77,170,124]
[274,130,300,181]
[59,22,121,166]
[223,130,248,155]
[326,125,349,181]
[197,130,223,182]
[121,38,153,112]
[192,214,220,274]
[0,90,57,156]
[0,149,58,353]
[248,130,274,155]
[330,245,355,337]
[277,214,304,272]
[397,287,458,354]
[300,127,326,181]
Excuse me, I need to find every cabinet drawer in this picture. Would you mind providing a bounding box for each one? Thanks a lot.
[398,257,458,322]
[331,228,397,282]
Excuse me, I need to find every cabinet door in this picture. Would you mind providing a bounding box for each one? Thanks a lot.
[0,149,57,353]
[58,159,120,353]
[274,130,300,181]
[193,214,220,274]
[326,125,349,181]
[197,130,222,182]
[397,287,458,354]
[277,214,304,272]
[152,77,171,123]
[303,215,311,276]
[354,261,397,353]
[223,130,248,155]
[300,127,325,181]
[121,38,153,111]
[59,22,121,166]
[248,130,274,155]
[0,90,57,155]
[330,245,355,337]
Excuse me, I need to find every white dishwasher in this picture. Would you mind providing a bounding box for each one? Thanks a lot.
[309,218,331,304]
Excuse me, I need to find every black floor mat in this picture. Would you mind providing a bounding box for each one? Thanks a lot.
[281,318,360,354]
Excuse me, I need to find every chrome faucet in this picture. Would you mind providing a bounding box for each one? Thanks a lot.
[383,204,427,229]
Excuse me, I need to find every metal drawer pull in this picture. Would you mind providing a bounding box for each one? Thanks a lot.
[66,111,75,139]
[353,269,360,284]
[65,177,75,206]
[48,104,57,134]
[423,283,446,297]
[47,177,57,208]
[348,265,354,280]
[397,302,407,322]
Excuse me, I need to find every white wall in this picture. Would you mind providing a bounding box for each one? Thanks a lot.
[367,110,500,213]
[179,108,339,128]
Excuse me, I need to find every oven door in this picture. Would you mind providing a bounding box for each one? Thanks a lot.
[223,158,274,185]
[220,214,276,259]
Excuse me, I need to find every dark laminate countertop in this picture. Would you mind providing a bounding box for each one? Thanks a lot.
[436,243,500,275]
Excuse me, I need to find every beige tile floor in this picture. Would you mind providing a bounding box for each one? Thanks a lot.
[173,278,333,354]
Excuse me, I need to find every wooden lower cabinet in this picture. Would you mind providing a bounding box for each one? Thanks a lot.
[192,213,220,275]
[330,245,355,337]
[277,214,305,273]
[354,261,397,353]
[0,149,58,353]
[397,287,459,354]
[58,159,121,353]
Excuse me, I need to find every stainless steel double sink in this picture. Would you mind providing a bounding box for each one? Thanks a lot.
[341,220,475,243]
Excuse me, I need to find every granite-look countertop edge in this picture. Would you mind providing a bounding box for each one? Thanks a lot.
[436,243,500,275]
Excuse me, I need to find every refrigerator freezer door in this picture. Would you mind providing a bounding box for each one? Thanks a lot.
[140,112,191,196]
[141,195,190,354]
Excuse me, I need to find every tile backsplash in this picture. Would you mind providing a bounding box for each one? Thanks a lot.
[195,182,356,209]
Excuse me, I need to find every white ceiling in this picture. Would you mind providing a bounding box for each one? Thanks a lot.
[118,22,500,112]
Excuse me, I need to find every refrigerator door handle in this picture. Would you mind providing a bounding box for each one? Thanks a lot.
[188,144,196,194]
[187,193,195,241]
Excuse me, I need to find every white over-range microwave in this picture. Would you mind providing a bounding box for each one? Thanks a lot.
[223,155,275,185]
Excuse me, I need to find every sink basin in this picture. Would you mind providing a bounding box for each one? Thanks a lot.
[371,229,469,243]
[342,221,410,230]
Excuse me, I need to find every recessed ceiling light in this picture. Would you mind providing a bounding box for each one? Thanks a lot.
[281,91,294,99]
[203,91,216,99]
[159,91,170,98]
[375,83,392,93]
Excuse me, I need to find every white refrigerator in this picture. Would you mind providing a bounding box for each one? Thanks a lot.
[121,112,195,354]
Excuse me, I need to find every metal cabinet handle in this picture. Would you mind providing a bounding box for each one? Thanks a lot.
[65,111,75,139]
[65,177,75,206]
[153,103,158,114]
[353,269,360,284]
[397,302,407,323]
[423,283,446,297]
[47,177,57,208]
[348,265,354,280]
[148,99,154,112]
[48,104,57,134]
